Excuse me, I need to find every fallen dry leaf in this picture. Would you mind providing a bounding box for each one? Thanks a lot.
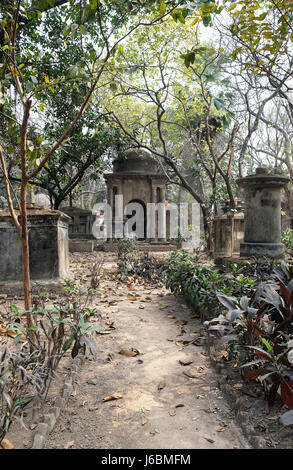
[141,416,148,426]
[233,383,243,390]
[157,380,166,391]
[64,440,75,449]
[6,330,19,338]
[176,340,190,347]
[175,403,184,408]
[119,348,143,357]
[179,359,194,366]
[202,437,215,443]
[1,438,14,449]
[217,427,225,432]
[103,393,123,402]
[202,407,216,414]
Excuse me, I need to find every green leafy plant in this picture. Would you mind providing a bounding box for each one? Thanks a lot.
[282,228,293,255]
[115,237,137,259]
[165,250,228,319]
[0,341,46,443]
[7,281,103,398]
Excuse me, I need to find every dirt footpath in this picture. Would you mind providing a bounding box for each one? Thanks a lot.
[44,255,250,449]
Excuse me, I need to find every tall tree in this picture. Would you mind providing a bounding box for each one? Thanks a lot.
[0,0,183,316]
[101,19,242,247]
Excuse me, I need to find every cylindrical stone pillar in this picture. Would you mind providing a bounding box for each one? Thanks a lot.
[237,167,289,259]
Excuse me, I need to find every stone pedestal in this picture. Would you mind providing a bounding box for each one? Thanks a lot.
[0,208,70,283]
[237,167,289,259]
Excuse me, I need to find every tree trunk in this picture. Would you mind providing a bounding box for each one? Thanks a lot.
[201,206,211,252]
[54,198,61,210]
[20,182,33,325]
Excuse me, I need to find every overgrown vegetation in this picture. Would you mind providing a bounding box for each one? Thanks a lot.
[118,247,166,286]
[164,249,293,426]
[282,228,293,256]
[206,262,293,426]
[0,279,102,444]
[165,250,258,320]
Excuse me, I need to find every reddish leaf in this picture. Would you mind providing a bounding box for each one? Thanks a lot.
[279,280,291,307]
[245,368,271,382]
[281,380,293,409]
[157,380,166,391]
[255,351,272,360]
[268,381,281,410]
[256,302,269,315]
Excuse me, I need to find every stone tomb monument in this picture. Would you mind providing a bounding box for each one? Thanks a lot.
[0,208,70,283]
[212,199,244,261]
[104,148,171,245]
[61,205,96,252]
[237,167,289,259]
[61,205,95,239]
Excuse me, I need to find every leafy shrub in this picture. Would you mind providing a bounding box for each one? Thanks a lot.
[230,258,276,281]
[118,252,166,285]
[165,250,230,319]
[0,341,46,443]
[115,237,137,259]
[0,280,103,442]
[206,265,293,425]
[282,228,293,255]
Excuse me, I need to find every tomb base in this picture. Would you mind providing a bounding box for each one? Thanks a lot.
[240,242,285,259]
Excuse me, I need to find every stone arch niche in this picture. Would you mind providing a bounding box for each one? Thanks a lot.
[125,199,147,240]
[104,148,168,242]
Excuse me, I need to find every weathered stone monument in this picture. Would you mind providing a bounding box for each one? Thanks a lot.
[103,148,176,250]
[61,205,96,252]
[61,205,95,239]
[212,199,244,261]
[0,208,70,283]
[237,167,289,259]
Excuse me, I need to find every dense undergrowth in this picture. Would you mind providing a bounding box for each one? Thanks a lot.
[116,238,166,285]
[0,279,103,444]
[165,249,293,427]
